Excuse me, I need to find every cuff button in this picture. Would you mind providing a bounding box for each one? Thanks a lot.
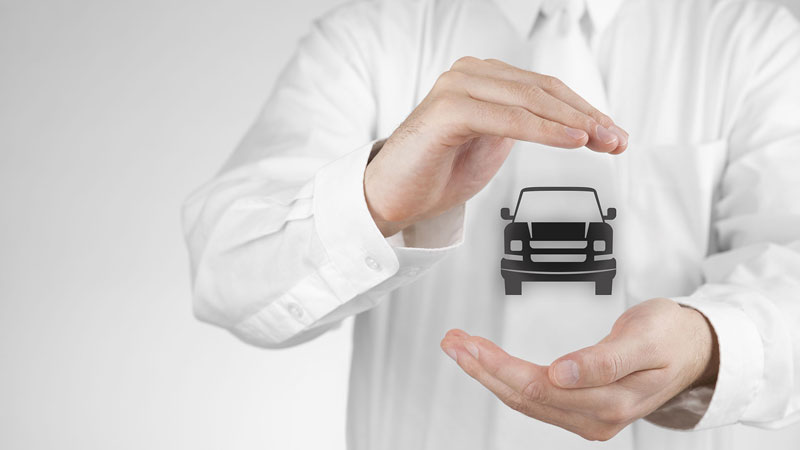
[287,302,304,320]
[365,256,381,271]
[404,267,420,277]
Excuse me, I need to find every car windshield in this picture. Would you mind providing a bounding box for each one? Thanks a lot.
[513,190,603,223]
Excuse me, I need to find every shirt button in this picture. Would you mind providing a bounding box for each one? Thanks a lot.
[404,267,420,277]
[364,256,381,271]
[287,302,304,320]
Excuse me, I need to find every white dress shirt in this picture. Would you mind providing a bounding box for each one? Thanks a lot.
[182,0,800,449]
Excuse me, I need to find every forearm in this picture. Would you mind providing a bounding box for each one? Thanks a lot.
[183,141,464,347]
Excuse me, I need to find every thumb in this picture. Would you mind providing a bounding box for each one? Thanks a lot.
[548,337,659,388]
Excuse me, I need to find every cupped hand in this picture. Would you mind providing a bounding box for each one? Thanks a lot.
[365,57,629,236]
[439,298,719,441]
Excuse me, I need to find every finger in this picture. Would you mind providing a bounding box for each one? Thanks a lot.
[440,331,652,437]
[432,94,588,148]
[447,328,470,339]
[549,338,664,389]
[439,331,577,427]
[444,96,589,148]
[453,74,619,153]
[482,59,628,153]
[450,333,623,413]
[540,79,628,154]
[464,58,628,153]
[442,330,616,417]
[481,59,617,127]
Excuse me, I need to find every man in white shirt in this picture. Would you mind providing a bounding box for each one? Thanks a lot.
[182,0,800,448]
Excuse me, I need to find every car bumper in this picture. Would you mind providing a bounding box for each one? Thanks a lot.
[500,258,616,281]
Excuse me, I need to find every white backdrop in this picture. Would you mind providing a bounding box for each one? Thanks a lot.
[0,1,353,449]
[1,1,798,450]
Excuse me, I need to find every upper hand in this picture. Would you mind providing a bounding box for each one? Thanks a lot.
[364,57,629,236]
[439,298,719,441]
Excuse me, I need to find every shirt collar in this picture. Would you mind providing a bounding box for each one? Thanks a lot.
[493,0,624,39]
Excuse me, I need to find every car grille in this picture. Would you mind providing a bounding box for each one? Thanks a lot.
[529,241,587,249]
[530,254,587,263]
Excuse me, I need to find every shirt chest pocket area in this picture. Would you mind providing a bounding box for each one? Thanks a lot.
[629,138,727,206]
[629,138,728,227]
[625,140,728,296]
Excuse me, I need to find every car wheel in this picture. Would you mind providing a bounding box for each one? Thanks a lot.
[595,278,613,295]
[504,278,522,295]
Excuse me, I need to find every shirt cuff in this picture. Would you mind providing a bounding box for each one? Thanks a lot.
[312,140,404,301]
[646,292,764,430]
[392,203,465,276]
[234,141,467,345]
[313,139,464,296]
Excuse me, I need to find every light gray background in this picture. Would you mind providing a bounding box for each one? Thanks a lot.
[0,1,353,449]
[1,1,798,449]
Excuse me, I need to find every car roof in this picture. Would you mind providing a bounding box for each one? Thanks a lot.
[512,187,604,220]
[518,187,597,193]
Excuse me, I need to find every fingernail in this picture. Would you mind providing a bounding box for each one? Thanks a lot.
[450,329,469,338]
[464,341,479,360]
[609,125,628,147]
[444,347,458,363]
[596,125,618,145]
[564,126,588,140]
[553,360,580,386]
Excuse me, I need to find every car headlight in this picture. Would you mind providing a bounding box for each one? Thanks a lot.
[593,240,606,252]
[510,239,523,252]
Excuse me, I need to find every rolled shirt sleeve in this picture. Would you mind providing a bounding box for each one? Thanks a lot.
[183,4,463,348]
[229,141,464,347]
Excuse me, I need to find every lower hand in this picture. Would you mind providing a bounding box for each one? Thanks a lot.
[440,298,719,441]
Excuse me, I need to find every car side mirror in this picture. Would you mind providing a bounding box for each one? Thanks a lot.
[604,207,617,221]
[500,207,513,220]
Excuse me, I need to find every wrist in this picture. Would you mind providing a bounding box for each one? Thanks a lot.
[681,306,719,388]
[364,163,408,237]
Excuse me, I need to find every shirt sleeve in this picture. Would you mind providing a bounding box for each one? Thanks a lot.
[181,4,463,348]
[646,4,800,430]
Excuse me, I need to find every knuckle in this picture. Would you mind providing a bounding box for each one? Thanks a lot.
[504,106,530,129]
[598,401,635,425]
[597,350,623,384]
[598,113,614,127]
[588,110,613,127]
[434,70,464,90]
[541,74,565,90]
[503,395,527,414]
[451,55,480,71]
[577,116,596,132]
[562,110,594,132]
[520,379,548,404]
[533,117,555,136]
[582,425,621,442]
[426,96,463,130]
[520,84,546,104]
